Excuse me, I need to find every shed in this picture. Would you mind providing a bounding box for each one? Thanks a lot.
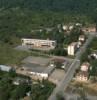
[0,65,13,72]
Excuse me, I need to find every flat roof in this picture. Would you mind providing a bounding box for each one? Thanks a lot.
[22,63,46,73]
[22,56,51,66]
[22,62,55,75]
[43,65,55,75]
[21,38,56,42]
[52,58,67,63]
[0,65,12,71]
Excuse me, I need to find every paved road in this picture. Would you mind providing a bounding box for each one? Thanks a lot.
[75,33,95,59]
[48,32,96,100]
[48,59,80,100]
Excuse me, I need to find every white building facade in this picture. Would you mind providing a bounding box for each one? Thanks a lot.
[28,71,48,79]
[68,42,77,56]
[21,38,56,49]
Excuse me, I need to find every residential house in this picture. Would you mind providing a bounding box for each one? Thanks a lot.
[76,62,90,82]
[82,26,96,33]
[80,62,90,72]
[76,71,89,81]
[79,35,85,42]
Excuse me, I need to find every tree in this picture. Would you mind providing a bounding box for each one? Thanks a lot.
[31,80,55,100]
[56,92,65,100]
[89,60,97,82]
[11,84,29,100]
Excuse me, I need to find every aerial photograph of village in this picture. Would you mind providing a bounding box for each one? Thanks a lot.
[0,0,97,100]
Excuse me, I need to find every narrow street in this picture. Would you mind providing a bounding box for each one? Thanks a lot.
[48,32,96,100]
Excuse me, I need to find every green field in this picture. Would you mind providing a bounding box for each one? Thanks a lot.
[0,42,30,65]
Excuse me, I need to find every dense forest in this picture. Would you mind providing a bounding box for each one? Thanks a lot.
[0,0,97,39]
[0,0,96,45]
[0,0,97,14]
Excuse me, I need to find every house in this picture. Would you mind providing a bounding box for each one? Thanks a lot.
[76,71,89,81]
[52,58,68,69]
[80,62,90,72]
[77,41,82,48]
[89,52,97,59]
[76,62,90,82]
[82,26,96,32]
[21,38,56,49]
[0,65,14,72]
[67,42,77,56]
[79,35,85,42]
[69,25,74,30]
[62,25,74,31]
[62,25,68,31]
[75,23,82,26]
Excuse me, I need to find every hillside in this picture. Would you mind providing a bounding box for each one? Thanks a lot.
[0,0,96,44]
[0,0,97,14]
[0,0,97,65]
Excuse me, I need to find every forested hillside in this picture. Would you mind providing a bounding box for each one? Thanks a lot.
[0,0,97,73]
[0,0,97,44]
[0,0,97,14]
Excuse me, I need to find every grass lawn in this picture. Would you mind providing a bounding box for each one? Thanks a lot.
[0,42,30,65]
